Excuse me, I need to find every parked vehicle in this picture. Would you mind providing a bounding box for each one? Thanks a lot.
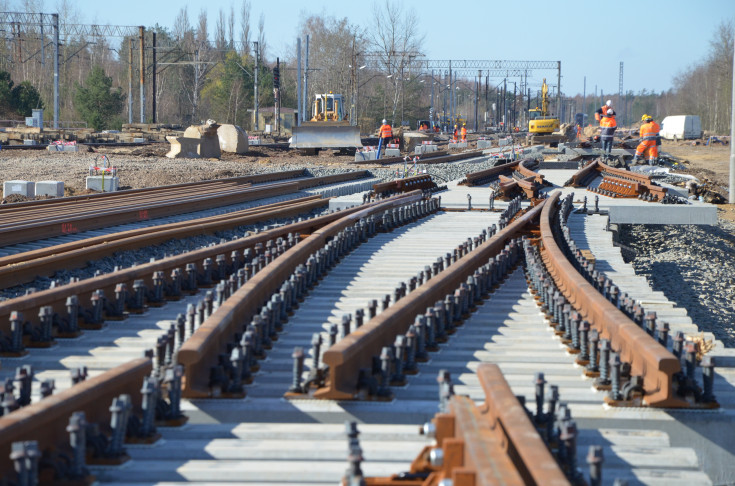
[659,115,703,140]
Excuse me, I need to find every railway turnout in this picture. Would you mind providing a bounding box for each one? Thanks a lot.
[0,160,730,485]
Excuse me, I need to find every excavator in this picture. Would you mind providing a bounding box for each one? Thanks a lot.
[289,92,362,153]
[528,78,560,134]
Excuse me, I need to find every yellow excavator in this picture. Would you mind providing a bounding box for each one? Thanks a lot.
[528,78,560,134]
[290,92,362,152]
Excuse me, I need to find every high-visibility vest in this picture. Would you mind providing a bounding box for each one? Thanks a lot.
[380,124,392,138]
[600,116,617,138]
[640,121,660,141]
[461,127,467,137]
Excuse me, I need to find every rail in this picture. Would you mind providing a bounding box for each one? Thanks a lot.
[358,364,570,486]
[0,196,328,289]
[538,191,687,407]
[177,191,428,397]
[0,204,380,348]
[0,357,152,477]
[566,160,667,200]
[372,174,436,197]
[313,199,546,400]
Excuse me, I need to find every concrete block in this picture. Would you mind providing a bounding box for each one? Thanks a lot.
[217,124,249,154]
[354,150,378,162]
[608,205,717,225]
[498,138,513,147]
[86,176,119,192]
[383,148,401,157]
[133,137,146,143]
[47,144,62,152]
[183,120,222,158]
[166,136,201,159]
[415,144,439,154]
[477,140,493,149]
[448,141,468,149]
[3,180,34,198]
[23,139,37,146]
[64,144,79,152]
[35,180,64,197]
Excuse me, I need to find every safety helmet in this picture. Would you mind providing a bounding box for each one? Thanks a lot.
[606,109,613,115]
[642,114,652,122]
[382,119,387,124]
[463,123,466,126]
[606,100,612,107]
[454,124,458,128]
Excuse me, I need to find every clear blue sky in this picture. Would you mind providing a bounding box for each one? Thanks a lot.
[18,0,735,96]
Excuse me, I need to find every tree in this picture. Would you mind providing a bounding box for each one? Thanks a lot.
[12,81,44,116]
[0,71,14,117]
[74,66,125,131]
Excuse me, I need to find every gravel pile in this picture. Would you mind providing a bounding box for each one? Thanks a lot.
[618,221,735,346]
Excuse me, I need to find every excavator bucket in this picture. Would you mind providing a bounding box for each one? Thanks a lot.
[290,122,362,150]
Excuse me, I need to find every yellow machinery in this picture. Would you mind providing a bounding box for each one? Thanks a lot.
[528,78,560,134]
[290,92,362,152]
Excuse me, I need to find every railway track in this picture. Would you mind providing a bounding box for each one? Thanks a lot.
[0,160,731,485]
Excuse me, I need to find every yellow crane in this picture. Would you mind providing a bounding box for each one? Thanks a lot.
[528,78,560,134]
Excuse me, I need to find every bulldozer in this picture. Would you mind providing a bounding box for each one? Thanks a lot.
[289,93,362,153]
[528,78,560,134]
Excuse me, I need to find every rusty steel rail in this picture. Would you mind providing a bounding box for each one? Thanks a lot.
[0,356,152,477]
[460,158,519,186]
[0,169,306,211]
[539,191,687,407]
[0,203,380,343]
[314,200,547,400]
[497,174,540,199]
[0,196,328,290]
[566,160,667,200]
[0,172,370,248]
[517,158,546,185]
[177,191,427,398]
[372,174,436,197]
[361,364,569,486]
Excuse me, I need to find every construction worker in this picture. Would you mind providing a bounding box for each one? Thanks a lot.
[633,114,661,165]
[379,119,392,145]
[599,109,617,159]
[595,100,615,122]
[460,123,467,141]
[453,124,459,141]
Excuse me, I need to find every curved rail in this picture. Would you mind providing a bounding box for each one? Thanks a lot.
[0,203,380,343]
[539,191,686,407]
[314,199,546,400]
[177,191,428,397]
[372,174,436,197]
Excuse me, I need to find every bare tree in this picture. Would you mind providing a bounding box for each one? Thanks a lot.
[240,0,251,56]
[257,13,266,60]
[368,0,424,126]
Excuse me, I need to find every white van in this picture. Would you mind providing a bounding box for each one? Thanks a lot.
[659,115,703,140]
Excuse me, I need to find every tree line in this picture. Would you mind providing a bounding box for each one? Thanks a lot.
[0,2,731,135]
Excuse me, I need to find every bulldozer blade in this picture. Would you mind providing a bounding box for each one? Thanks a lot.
[290,124,363,150]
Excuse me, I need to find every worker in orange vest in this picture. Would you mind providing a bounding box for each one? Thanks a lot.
[599,109,617,159]
[595,100,615,122]
[379,119,392,144]
[453,124,459,141]
[633,114,660,165]
[460,123,467,141]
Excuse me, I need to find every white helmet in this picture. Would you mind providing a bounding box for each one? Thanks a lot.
[382,119,387,124]
[605,100,612,107]
[607,109,613,115]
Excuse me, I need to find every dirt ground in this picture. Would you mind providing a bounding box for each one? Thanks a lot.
[658,140,735,222]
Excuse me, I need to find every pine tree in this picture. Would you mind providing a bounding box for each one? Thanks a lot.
[74,66,125,131]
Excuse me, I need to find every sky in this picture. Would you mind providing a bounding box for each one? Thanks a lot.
[11,0,735,97]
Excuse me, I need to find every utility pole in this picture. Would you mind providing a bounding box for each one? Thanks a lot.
[303,35,309,123]
[274,57,280,134]
[296,37,302,126]
[152,31,157,123]
[730,42,735,203]
[512,82,517,130]
[430,69,435,128]
[139,26,145,123]
[254,41,259,131]
[503,78,507,133]
[556,61,561,120]
[53,13,59,129]
[474,69,480,132]
[448,61,453,127]
[128,39,133,124]
[583,76,586,126]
